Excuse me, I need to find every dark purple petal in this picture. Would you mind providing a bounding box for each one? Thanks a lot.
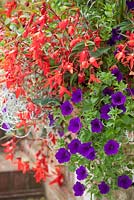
[68,117,82,133]
[58,130,64,137]
[107,38,116,46]
[103,87,114,96]
[73,181,85,196]
[85,147,96,161]
[111,68,123,82]
[2,107,7,113]
[117,104,126,113]
[112,27,120,34]
[76,166,88,180]
[114,49,118,56]
[126,1,134,10]
[100,113,110,120]
[71,89,82,103]
[68,139,81,154]
[126,88,134,96]
[98,181,110,194]
[60,101,73,116]
[104,140,119,156]
[55,148,71,163]
[48,113,55,126]
[2,122,11,131]
[78,142,92,156]
[91,118,103,133]
[100,104,112,120]
[118,175,132,189]
[111,92,126,106]
[107,27,123,46]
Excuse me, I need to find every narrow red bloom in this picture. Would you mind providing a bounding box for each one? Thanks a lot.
[94,36,101,47]
[49,167,64,186]
[58,19,69,30]
[5,0,17,17]
[68,26,75,36]
[59,86,71,98]
[89,74,101,84]
[89,57,99,68]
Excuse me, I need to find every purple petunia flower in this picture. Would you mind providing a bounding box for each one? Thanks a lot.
[91,118,103,133]
[71,89,82,103]
[73,181,85,196]
[118,175,132,189]
[111,92,126,106]
[126,88,134,96]
[76,166,88,180]
[55,148,71,163]
[104,140,119,156]
[117,104,126,114]
[48,113,55,126]
[78,142,92,156]
[68,139,81,154]
[108,27,123,46]
[2,107,7,113]
[2,122,11,131]
[103,87,114,96]
[58,130,64,137]
[100,104,112,120]
[98,181,110,194]
[126,1,134,10]
[68,117,82,133]
[85,147,96,161]
[114,48,118,56]
[60,100,73,116]
[111,68,123,82]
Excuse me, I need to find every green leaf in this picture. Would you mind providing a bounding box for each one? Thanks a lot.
[33,98,60,106]
[121,115,134,125]
[0,40,5,46]
[5,18,11,25]
[71,41,85,53]
[119,20,132,32]
[68,164,76,172]
[90,97,98,104]
[9,23,17,32]
[16,27,24,36]
[70,72,77,86]
[90,46,111,58]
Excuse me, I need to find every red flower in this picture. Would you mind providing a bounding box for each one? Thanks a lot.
[68,26,75,36]
[94,37,101,47]
[49,167,64,186]
[79,50,89,62]
[58,19,69,30]
[89,57,100,68]
[59,86,71,98]
[78,72,85,83]
[5,0,17,17]
[16,158,30,174]
[70,38,82,48]
[48,132,57,145]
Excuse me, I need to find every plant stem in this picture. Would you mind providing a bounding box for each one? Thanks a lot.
[91,192,93,200]
[118,0,126,23]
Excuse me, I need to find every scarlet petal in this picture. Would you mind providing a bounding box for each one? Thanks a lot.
[68,26,75,36]
[127,40,134,47]
[89,57,99,68]
[58,19,68,30]
[59,86,71,98]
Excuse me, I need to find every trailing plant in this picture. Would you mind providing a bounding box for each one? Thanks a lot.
[0,0,134,199]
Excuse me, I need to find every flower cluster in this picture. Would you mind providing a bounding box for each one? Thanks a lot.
[115,33,134,72]
[55,69,134,197]
[0,1,134,199]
